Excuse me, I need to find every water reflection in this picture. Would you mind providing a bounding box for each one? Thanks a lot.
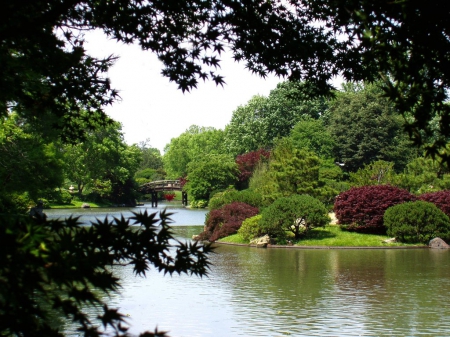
[54,206,450,336]
[44,201,207,226]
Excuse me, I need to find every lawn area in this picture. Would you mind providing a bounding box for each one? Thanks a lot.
[219,225,422,247]
[47,200,110,209]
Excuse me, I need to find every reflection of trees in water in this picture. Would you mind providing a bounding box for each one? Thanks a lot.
[211,246,450,336]
[211,246,337,335]
[331,249,450,336]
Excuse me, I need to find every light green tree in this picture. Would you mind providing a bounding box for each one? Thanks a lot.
[185,154,239,202]
[224,81,329,156]
[163,125,226,178]
[290,116,335,159]
[249,138,337,205]
[63,122,141,203]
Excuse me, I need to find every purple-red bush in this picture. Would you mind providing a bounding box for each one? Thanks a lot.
[419,190,450,217]
[200,202,259,242]
[334,185,416,233]
[235,149,270,188]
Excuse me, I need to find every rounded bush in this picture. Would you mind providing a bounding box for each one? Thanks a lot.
[200,202,259,242]
[334,185,415,233]
[384,201,450,243]
[260,194,330,240]
[238,215,263,241]
[419,190,450,217]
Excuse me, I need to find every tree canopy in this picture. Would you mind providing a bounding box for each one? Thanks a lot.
[4,1,449,158]
[327,83,417,172]
[224,81,328,156]
[163,125,226,178]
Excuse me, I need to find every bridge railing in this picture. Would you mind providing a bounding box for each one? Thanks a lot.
[141,180,182,192]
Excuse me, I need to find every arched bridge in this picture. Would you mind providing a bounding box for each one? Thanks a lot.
[139,180,188,207]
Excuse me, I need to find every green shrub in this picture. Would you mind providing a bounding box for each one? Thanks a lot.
[0,193,32,214]
[260,194,330,240]
[238,215,263,241]
[209,188,263,210]
[384,201,450,243]
[190,199,208,208]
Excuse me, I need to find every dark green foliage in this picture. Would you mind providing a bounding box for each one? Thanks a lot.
[384,201,450,243]
[334,185,416,233]
[208,188,264,211]
[419,191,450,217]
[200,202,259,242]
[328,83,416,172]
[0,210,211,336]
[3,1,450,161]
[44,189,73,205]
[0,192,33,214]
[260,195,330,240]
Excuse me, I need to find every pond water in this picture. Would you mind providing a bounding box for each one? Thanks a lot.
[45,204,450,337]
[45,201,207,226]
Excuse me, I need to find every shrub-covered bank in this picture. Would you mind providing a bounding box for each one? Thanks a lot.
[219,225,426,247]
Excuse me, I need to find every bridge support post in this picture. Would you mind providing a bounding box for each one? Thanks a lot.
[151,191,158,207]
[182,191,188,206]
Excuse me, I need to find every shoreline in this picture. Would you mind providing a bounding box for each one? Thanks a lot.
[213,241,429,249]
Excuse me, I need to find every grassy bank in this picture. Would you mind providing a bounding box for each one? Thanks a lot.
[47,200,111,209]
[218,225,422,247]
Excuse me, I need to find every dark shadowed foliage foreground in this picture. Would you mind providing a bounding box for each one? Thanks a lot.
[0,210,212,337]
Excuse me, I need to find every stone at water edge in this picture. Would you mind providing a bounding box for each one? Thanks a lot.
[250,234,271,248]
[429,237,450,249]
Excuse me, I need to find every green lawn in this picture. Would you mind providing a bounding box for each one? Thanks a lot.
[47,200,110,209]
[219,225,423,247]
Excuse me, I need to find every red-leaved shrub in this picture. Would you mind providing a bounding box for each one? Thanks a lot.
[164,192,175,202]
[235,149,270,189]
[419,190,450,217]
[200,202,259,242]
[334,185,416,233]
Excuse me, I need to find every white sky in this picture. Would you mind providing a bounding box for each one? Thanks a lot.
[84,31,281,154]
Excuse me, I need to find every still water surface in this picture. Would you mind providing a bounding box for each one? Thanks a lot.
[45,203,450,337]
